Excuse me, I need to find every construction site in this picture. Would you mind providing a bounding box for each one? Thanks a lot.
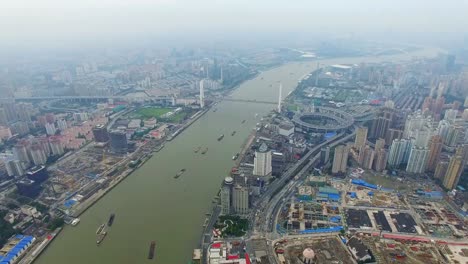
[277,199,343,234]
[409,197,467,238]
[275,236,354,264]
[359,235,463,264]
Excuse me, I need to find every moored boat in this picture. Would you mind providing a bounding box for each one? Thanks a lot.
[148,241,156,259]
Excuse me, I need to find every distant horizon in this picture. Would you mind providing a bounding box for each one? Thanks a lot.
[1,0,468,55]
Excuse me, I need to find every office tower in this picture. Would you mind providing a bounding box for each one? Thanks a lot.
[271,152,285,176]
[320,146,330,164]
[253,143,272,176]
[375,138,385,151]
[109,130,128,153]
[387,139,412,168]
[45,122,56,136]
[358,146,375,169]
[370,116,390,139]
[332,145,349,174]
[385,129,403,146]
[29,144,47,166]
[13,142,30,165]
[406,147,429,173]
[373,149,388,172]
[220,177,233,215]
[354,127,368,149]
[426,135,443,171]
[199,79,205,108]
[49,136,64,156]
[442,148,465,189]
[232,185,249,215]
[277,82,282,113]
[92,124,109,143]
[57,119,67,131]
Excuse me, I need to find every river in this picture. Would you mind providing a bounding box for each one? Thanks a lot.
[35,47,441,264]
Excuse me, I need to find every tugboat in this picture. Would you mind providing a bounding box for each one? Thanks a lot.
[231,131,236,136]
[107,214,115,227]
[148,241,156,259]
[201,148,208,154]
[217,134,224,141]
[232,153,239,160]
[194,146,201,153]
[174,169,186,179]
[96,224,105,234]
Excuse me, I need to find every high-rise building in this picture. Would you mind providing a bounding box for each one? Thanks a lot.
[375,138,385,151]
[358,146,374,169]
[387,139,412,168]
[0,153,24,177]
[253,143,272,176]
[92,124,109,143]
[370,116,390,139]
[332,145,349,174]
[445,125,464,147]
[444,109,458,122]
[16,102,33,122]
[462,109,468,121]
[109,130,128,153]
[0,108,8,126]
[0,126,12,140]
[57,119,67,131]
[45,122,56,136]
[277,83,282,113]
[406,147,429,174]
[413,128,432,148]
[199,79,205,108]
[373,149,388,172]
[434,159,449,179]
[232,185,249,215]
[9,121,30,136]
[13,142,30,165]
[385,128,403,146]
[320,146,330,164]
[426,135,443,171]
[29,144,47,166]
[45,113,56,124]
[442,148,465,189]
[354,127,368,149]
[271,152,285,176]
[49,136,64,156]
[404,111,432,138]
[220,177,233,215]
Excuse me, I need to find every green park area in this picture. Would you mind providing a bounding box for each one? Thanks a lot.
[134,107,173,119]
[215,215,248,237]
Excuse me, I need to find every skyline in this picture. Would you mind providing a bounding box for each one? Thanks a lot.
[1,0,468,52]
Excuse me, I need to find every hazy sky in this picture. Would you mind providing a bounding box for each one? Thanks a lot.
[1,0,468,50]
